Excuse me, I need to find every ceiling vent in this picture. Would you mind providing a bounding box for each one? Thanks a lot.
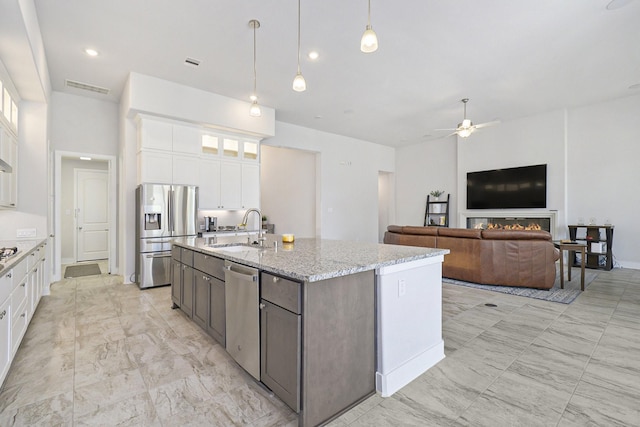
[65,79,110,95]
[184,57,201,68]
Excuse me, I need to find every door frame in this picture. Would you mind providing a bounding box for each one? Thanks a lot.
[54,151,117,281]
[74,168,109,262]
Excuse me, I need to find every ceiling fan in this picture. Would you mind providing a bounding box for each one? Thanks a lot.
[437,98,499,138]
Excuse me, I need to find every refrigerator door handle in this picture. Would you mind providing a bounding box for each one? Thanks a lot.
[168,188,173,234]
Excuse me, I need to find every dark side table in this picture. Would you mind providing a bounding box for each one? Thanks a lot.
[554,241,587,291]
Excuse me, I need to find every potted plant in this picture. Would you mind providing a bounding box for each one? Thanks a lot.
[262,215,268,225]
[430,190,444,213]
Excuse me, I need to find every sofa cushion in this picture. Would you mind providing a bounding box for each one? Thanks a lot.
[438,228,482,239]
[384,231,436,248]
[481,229,552,241]
[402,226,438,236]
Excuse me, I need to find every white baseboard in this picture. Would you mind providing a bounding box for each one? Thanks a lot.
[376,340,445,397]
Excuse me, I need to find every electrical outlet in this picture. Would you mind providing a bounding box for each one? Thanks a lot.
[17,228,37,238]
[398,279,406,297]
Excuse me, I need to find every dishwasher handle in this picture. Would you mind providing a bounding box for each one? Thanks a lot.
[225,264,258,282]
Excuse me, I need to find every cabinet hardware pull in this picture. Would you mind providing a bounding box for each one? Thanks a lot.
[20,312,26,318]
[7,273,11,278]
[21,283,26,287]
[259,303,265,309]
[272,276,279,283]
[0,310,6,319]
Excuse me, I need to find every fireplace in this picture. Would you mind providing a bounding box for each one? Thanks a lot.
[460,210,557,239]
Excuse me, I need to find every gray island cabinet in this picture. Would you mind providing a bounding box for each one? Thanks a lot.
[171,235,448,427]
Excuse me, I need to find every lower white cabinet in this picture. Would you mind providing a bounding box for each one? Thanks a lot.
[0,242,47,387]
[0,298,10,384]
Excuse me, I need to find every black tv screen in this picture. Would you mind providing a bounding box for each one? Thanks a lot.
[466,164,547,209]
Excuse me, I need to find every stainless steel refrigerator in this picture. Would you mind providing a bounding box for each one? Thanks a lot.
[135,183,198,289]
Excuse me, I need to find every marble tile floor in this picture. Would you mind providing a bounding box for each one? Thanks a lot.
[0,267,638,426]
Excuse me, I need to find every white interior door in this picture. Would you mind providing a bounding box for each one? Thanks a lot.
[76,169,109,261]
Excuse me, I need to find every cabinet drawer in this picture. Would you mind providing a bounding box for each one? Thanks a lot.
[0,271,11,303]
[11,301,28,353]
[180,248,194,266]
[194,252,225,280]
[11,279,27,310]
[261,272,301,314]
[171,245,181,261]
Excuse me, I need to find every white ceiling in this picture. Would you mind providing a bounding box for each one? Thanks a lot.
[29,0,640,146]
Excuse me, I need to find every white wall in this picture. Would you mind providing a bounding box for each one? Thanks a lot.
[263,121,395,243]
[50,92,119,156]
[567,94,640,269]
[260,145,316,238]
[395,96,640,268]
[0,101,48,240]
[395,136,458,226]
[60,158,108,262]
[458,109,567,232]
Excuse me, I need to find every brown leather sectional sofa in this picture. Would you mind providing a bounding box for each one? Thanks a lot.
[384,226,560,289]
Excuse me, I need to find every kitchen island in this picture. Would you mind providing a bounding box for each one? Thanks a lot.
[172,234,448,426]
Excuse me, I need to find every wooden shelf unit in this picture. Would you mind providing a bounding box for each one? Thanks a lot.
[424,194,450,227]
[568,224,614,271]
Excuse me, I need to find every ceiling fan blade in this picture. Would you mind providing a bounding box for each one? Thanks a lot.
[473,120,500,129]
[435,128,457,131]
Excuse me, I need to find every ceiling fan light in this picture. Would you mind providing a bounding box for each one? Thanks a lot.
[361,26,378,53]
[249,100,262,117]
[293,72,307,92]
[457,128,473,138]
[461,119,472,128]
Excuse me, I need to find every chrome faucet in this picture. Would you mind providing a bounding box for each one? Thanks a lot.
[241,208,264,245]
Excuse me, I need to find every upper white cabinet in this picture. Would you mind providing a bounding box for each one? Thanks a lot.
[137,116,261,208]
[172,125,201,155]
[0,128,17,208]
[137,119,172,151]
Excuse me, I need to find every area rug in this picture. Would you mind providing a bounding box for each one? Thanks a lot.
[443,269,599,304]
[64,263,102,278]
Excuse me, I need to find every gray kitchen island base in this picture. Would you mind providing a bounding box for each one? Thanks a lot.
[171,236,448,427]
[300,270,375,427]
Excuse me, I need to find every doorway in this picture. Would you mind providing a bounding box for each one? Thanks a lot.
[54,151,116,281]
[75,169,109,261]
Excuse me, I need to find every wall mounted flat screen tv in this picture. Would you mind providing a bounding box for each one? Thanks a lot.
[466,164,547,209]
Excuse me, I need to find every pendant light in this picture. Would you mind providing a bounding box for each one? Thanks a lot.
[360,0,378,53]
[248,19,262,117]
[292,0,306,91]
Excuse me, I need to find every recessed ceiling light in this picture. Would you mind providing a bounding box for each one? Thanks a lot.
[629,83,640,90]
[80,156,92,161]
[84,48,98,57]
[314,115,323,119]
[308,51,319,60]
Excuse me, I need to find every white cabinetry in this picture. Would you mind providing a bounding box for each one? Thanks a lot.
[0,241,47,387]
[241,163,260,208]
[198,158,221,209]
[0,298,9,385]
[0,127,17,208]
[137,118,200,185]
[137,117,261,209]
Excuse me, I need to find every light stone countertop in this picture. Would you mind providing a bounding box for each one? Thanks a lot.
[173,234,448,282]
[0,238,48,276]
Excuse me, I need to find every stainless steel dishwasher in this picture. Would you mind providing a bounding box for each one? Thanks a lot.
[224,260,260,380]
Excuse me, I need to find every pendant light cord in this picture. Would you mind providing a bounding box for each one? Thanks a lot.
[253,23,257,94]
[367,0,371,27]
[297,0,301,73]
